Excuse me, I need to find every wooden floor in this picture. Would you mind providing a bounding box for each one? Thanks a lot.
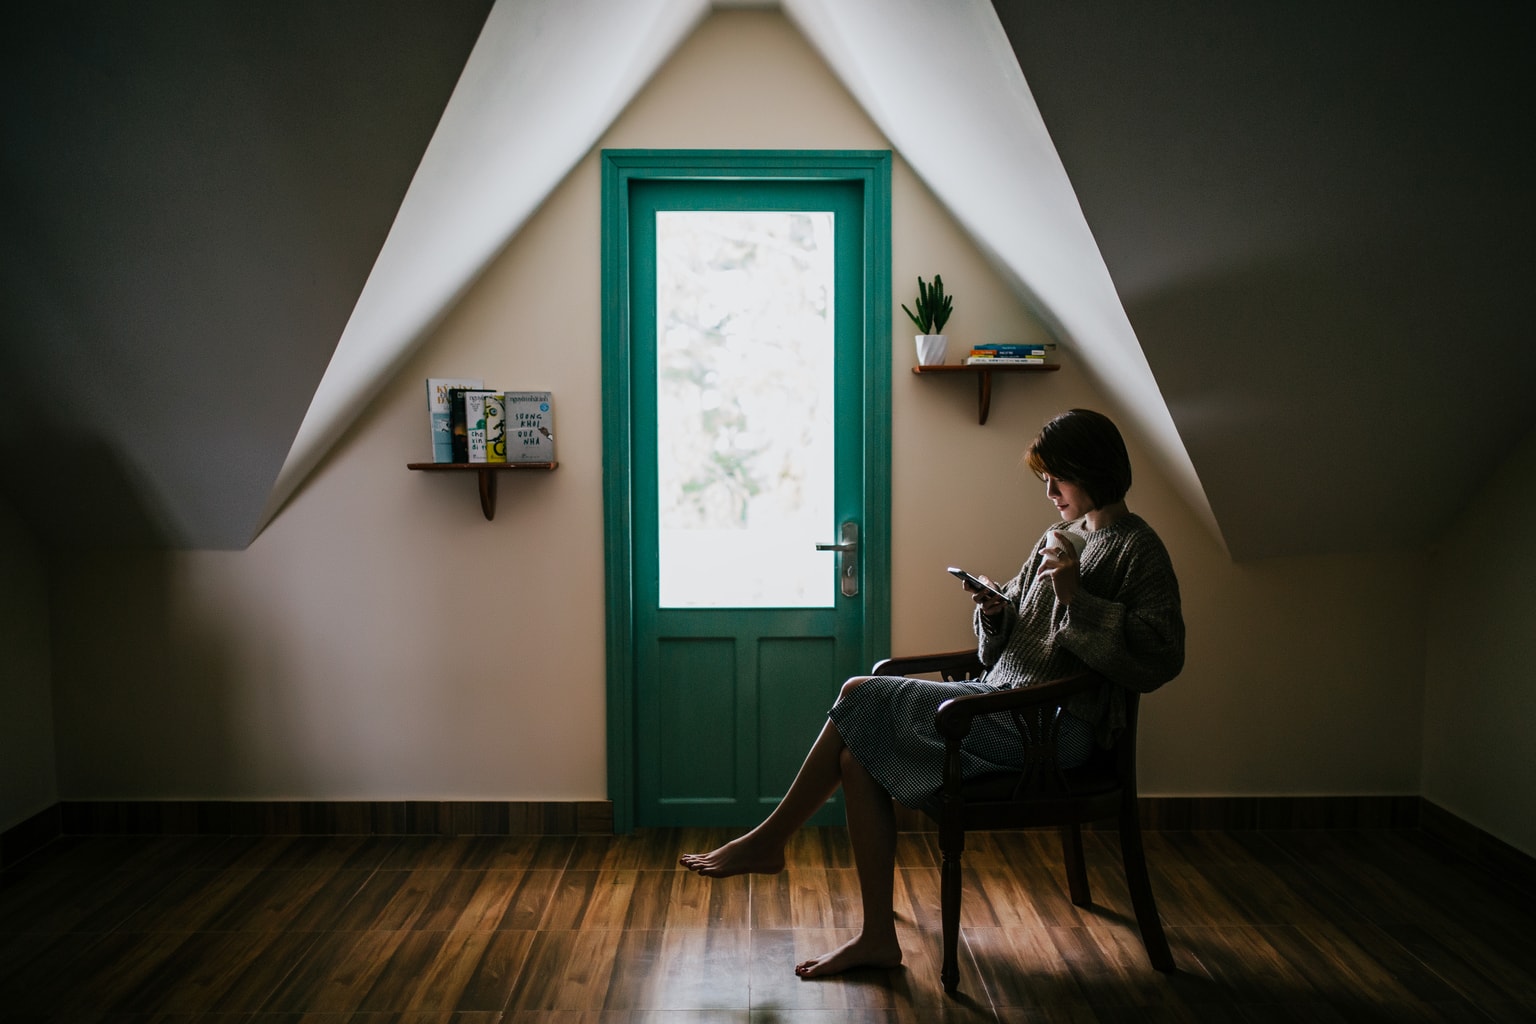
[2,825,1533,1022]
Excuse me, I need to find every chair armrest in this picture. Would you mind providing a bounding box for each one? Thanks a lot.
[934,670,1104,740]
[870,649,983,680]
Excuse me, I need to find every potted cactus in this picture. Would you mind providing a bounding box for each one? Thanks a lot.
[902,274,953,365]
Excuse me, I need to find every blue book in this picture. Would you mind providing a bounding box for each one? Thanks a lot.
[973,343,1047,356]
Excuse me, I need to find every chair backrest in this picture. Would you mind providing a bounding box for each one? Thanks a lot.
[1114,689,1143,797]
[940,654,984,682]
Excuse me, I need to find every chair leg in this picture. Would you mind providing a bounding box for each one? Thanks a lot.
[937,811,967,994]
[1118,801,1174,972]
[1060,823,1090,906]
[939,840,963,993]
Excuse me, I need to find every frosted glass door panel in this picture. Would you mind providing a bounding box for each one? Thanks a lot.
[655,210,836,608]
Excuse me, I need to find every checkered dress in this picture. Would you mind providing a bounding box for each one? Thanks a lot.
[828,675,1093,809]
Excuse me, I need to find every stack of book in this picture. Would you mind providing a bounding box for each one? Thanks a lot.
[425,378,555,464]
[964,343,1055,366]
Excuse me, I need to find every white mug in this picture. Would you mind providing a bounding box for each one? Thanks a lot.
[1049,530,1086,558]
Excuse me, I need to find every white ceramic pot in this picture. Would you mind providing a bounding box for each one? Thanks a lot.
[915,334,948,366]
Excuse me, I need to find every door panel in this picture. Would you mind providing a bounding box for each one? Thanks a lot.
[655,636,736,804]
[647,616,837,817]
[754,634,838,812]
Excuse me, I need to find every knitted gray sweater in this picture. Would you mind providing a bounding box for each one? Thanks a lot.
[975,513,1185,747]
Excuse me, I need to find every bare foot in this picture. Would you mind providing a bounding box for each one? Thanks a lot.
[794,931,903,978]
[678,835,785,878]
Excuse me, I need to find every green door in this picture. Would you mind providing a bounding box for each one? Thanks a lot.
[602,151,891,831]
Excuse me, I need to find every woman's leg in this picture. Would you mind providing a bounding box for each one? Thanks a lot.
[794,746,902,977]
[680,677,873,877]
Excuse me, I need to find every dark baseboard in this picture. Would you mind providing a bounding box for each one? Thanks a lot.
[2,800,610,865]
[891,793,1423,833]
[58,799,615,838]
[7,795,1533,899]
[1136,793,1424,831]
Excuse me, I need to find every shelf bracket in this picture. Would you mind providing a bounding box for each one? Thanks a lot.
[477,469,497,520]
[976,370,993,425]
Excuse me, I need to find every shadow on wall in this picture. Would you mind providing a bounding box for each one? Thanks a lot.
[1124,246,1536,560]
[8,435,193,549]
[49,542,297,802]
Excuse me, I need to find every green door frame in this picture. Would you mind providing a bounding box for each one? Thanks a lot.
[600,149,892,834]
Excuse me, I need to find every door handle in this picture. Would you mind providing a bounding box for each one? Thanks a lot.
[814,521,859,597]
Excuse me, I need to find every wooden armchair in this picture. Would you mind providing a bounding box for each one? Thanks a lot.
[870,650,1174,993]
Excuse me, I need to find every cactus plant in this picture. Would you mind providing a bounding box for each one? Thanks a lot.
[901,274,953,334]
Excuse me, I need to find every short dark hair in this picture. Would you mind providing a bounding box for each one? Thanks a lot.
[1023,408,1132,508]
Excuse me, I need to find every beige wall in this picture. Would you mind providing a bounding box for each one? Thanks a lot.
[48,11,1427,811]
[1422,423,1536,855]
[1,494,56,832]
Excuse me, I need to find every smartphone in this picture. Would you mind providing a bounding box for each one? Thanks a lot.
[947,566,1007,600]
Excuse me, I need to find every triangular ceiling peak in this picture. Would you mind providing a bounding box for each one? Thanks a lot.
[258,0,1219,551]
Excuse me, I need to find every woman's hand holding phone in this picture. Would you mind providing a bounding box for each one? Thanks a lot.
[948,567,1008,617]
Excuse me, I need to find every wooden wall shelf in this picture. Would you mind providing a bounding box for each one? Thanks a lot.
[406,462,558,520]
[912,363,1060,424]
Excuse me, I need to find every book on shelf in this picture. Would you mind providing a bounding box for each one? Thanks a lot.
[426,377,483,463]
[446,385,491,463]
[484,393,507,463]
[969,343,1052,356]
[504,391,555,463]
[965,342,1056,366]
[464,391,496,463]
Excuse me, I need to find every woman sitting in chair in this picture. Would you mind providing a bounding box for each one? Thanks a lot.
[681,407,1185,978]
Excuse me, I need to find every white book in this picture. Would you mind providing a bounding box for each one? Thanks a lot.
[464,391,495,463]
[504,391,555,463]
